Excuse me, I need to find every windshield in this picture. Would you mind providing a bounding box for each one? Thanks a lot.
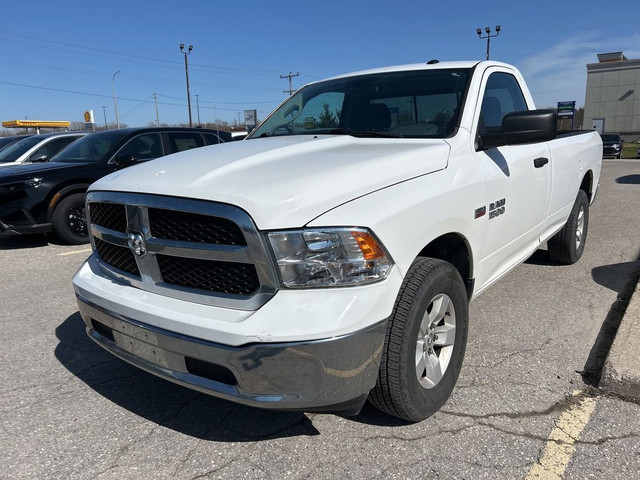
[52,130,130,163]
[249,68,471,139]
[600,134,620,143]
[0,136,43,163]
[0,136,25,151]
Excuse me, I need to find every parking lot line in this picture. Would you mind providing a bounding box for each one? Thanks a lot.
[525,391,597,480]
[58,248,92,256]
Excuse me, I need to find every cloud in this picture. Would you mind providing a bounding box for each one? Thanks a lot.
[515,33,640,108]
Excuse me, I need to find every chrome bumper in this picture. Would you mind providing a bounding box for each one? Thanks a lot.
[76,294,386,414]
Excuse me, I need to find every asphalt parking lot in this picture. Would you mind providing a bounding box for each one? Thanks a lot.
[2,159,639,479]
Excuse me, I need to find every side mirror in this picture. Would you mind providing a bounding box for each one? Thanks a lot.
[29,154,48,163]
[114,155,139,167]
[479,109,557,150]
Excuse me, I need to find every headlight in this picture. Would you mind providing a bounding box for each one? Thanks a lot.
[0,177,42,194]
[268,228,393,288]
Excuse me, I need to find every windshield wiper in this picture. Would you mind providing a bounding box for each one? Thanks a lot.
[329,128,402,138]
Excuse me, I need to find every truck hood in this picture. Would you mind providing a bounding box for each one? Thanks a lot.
[91,135,450,229]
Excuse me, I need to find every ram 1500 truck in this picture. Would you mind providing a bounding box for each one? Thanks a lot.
[73,61,602,421]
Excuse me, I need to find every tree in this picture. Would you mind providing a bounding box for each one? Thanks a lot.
[317,102,339,128]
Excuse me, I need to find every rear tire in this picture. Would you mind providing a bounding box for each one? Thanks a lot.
[548,190,589,265]
[51,193,89,245]
[369,258,469,422]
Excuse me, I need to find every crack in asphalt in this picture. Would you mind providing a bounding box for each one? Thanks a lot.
[175,403,239,477]
[441,389,596,421]
[90,393,202,479]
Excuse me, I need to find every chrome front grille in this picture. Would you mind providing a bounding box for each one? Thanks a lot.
[156,254,260,295]
[90,202,128,232]
[86,192,278,310]
[94,237,140,276]
[148,208,246,245]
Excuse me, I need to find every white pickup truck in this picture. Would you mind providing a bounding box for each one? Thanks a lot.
[73,60,602,421]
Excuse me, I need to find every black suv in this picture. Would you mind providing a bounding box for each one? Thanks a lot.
[600,133,623,159]
[0,127,230,244]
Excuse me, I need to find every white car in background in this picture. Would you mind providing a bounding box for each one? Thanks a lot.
[0,132,87,167]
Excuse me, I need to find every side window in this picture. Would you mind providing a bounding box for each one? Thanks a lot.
[203,133,222,145]
[32,136,80,160]
[293,92,344,132]
[118,133,163,160]
[168,132,205,152]
[480,73,528,131]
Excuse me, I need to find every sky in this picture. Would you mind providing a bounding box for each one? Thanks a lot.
[1,0,639,131]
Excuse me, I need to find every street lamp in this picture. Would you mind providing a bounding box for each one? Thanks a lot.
[101,106,108,130]
[111,71,121,129]
[195,94,201,126]
[180,43,194,128]
[476,25,500,60]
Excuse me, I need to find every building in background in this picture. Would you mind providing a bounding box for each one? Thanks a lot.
[584,52,640,138]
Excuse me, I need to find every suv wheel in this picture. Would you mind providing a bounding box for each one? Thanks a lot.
[51,193,89,244]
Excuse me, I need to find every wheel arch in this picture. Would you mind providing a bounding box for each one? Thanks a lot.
[45,183,91,222]
[580,170,594,202]
[416,233,474,299]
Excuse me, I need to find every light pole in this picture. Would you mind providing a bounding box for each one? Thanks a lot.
[195,94,201,126]
[476,25,500,60]
[111,71,121,128]
[180,43,194,127]
[101,106,108,130]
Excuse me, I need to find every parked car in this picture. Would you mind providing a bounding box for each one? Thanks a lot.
[600,133,623,158]
[0,132,87,167]
[0,134,32,153]
[0,127,229,244]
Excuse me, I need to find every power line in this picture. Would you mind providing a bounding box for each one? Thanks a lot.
[0,79,258,112]
[0,30,286,76]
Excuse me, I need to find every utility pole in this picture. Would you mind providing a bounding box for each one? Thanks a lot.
[280,71,299,95]
[196,94,201,126]
[101,106,108,130]
[153,93,160,126]
[112,70,121,128]
[212,93,219,138]
[180,43,194,127]
[476,26,501,60]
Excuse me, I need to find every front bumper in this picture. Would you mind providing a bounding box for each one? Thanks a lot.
[76,293,386,414]
[602,145,622,157]
[0,203,51,236]
[0,218,51,236]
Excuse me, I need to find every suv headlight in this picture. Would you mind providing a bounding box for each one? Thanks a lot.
[268,228,393,288]
[0,177,42,194]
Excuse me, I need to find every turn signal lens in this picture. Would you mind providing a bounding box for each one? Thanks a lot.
[352,231,385,260]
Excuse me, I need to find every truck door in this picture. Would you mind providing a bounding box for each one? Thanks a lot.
[473,70,551,286]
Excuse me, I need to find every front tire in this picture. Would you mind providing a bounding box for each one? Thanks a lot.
[51,193,89,245]
[369,258,469,422]
[548,190,589,265]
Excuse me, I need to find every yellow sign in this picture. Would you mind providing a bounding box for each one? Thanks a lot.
[84,111,91,122]
[2,120,71,128]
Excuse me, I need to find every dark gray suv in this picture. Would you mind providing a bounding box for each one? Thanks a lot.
[600,133,623,158]
[0,127,230,244]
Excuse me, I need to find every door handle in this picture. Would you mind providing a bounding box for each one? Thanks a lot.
[534,157,549,168]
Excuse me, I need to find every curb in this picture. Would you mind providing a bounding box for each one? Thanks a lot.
[600,279,640,399]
